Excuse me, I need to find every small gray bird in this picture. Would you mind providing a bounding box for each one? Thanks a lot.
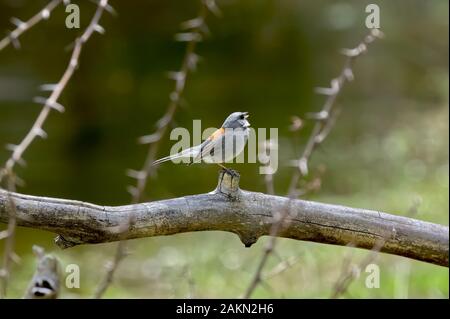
[153,112,250,171]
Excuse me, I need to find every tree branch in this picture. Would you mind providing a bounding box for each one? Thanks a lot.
[0,0,110,185]
[129,0,217,202]
[0,0,64,52]
[288,29,384,195]
[93,0,219,298]
[0,170,447,267]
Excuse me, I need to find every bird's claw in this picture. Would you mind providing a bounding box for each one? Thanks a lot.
[222,168,239,178]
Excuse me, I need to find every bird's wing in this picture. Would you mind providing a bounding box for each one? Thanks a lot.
[192,127,224,163]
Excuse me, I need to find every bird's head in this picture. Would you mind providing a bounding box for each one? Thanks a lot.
[222,111,250,129]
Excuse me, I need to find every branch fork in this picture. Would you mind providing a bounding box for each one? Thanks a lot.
[215,169,241,199]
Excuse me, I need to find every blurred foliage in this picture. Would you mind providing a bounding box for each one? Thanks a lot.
[0,0,448,298]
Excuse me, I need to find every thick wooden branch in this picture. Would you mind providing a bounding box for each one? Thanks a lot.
[0,171,448,267]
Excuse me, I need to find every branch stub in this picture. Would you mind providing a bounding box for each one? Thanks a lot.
[215,169,241,198]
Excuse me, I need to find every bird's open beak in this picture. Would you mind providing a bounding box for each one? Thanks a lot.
[242,112,250,127]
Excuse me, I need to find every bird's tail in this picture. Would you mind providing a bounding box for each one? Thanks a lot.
[152,154,180,166]
[152,149,194,166]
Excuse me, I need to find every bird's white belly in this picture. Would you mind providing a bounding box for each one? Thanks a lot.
[204,128,249,163]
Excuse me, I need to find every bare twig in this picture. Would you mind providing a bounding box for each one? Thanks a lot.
[238,256,300,299]
[244,200,293,298]
[129,0,216,203]
[0,0,111,186]
[243,30,384,298]
[0,0,110,298]
[288,29,383,196]
[259,139,277,195]
[186,267,196,299]
[0,174,17,298]
[295,164,326,197]
[94,0,219,298]
[181,265,196,299]
[92,236,128,298]
[264,174,275,195]
[0,0,64,52]
[331,238,386,298]
[331,198,421,298]
[263,255,300,281]
[0,231,8,241]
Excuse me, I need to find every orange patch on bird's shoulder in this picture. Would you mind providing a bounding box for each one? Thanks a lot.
[208,127,224,141]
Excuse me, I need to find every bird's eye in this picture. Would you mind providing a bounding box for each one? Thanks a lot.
[239,114,245,119]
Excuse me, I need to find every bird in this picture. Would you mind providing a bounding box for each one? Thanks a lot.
[152,112,250,173]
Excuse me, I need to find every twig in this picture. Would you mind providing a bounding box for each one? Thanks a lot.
[0,231,8,241]
[263,256,300,281]
[244,30,384,298]
[0,0,64,52]
[92,237,128,298]
[93,0,219,298]
[238,255,300,298]
[243,201,293,298]
[128,0,217,203]
[259,139,277,195]
[0,174,17,298]
[331,198,421,298]
[0,0,110,298]
[331,238,385,298]
[92,196,133,298]
[0,0,111,186]
[0,4,67,286]
[180,264,196,299]
[186,266,196,299]
[287,29,383,196]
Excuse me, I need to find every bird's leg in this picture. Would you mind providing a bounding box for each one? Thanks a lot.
[217,163,229,172]
[217,163,238,177]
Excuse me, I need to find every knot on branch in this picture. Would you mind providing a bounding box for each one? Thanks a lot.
[238,232,259,248]
[54,235,78,249]
[214,169,241,199]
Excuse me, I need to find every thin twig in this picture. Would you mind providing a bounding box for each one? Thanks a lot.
[263,255,300,281]
[331,238,386,299]
[259,139,277,195]
[245,29,384,298]
[0,0,111,185]
[186,267,196,299]
[93,0,219,298]
[181,264,196,299]
[331,198,419,298]
[0,0,64,52]
[0,0,110,298]
[239,255,300,298]
[128,0,216,203]
[92,236,128,298]
[0,174,17,298]
[243,200,293,298]
[287,29,383,196]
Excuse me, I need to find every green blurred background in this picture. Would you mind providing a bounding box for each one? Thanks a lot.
[0,0,448,298]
